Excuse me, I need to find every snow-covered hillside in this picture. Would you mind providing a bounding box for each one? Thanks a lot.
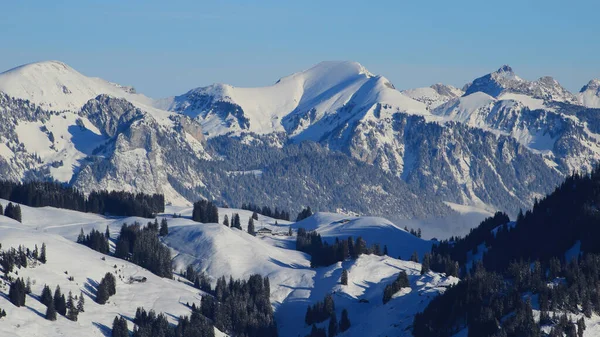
[0,200,457,337]
[0,61,155,114]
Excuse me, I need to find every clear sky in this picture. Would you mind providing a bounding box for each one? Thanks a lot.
[1,0,599,97]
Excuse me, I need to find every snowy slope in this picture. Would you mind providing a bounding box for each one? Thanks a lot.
[0,200,458,337]
[0,61,152,113]
[293,212,433,260]
[402,83,463,110]
[0,205,226,336]
[157,61,429,139]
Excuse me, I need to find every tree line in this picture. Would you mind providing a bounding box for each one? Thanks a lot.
[192,200,219,223]
[241,203,291,221]
[0,180,164,218]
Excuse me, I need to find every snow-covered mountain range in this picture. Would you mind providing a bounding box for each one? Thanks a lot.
[1,60,599,223]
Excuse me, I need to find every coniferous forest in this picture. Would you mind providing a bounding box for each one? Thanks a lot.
[0,180,164,218]
[413,166,600,337]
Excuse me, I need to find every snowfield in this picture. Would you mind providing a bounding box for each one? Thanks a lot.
[0,200,457,336]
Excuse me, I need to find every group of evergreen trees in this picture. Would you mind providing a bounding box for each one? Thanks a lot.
[2,202,22,222]
[128,307,215,337]
[40,284,84,322]
[296,228,386,267]
[382,271,410,304]
[87,190,164,218]
[296,207,313,221]
[0,243,46,273]
[404,226,422,238]
[192,200,219,223]
[8,278,27,307]
[199,274,277,337]
[111,316,129,337]
[241,203,291,221]
[0,180,164,218]
[183,265,212,293]
[304,294,350,337]
[96,272,117,304]
[413,167,600,336]
[114,222,172,278]
[77,227,110,254]
[222,213,242,230]
[420,252,459,277]
[305,294,335,325]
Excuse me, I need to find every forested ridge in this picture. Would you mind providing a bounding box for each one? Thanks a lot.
[414,166,600,337]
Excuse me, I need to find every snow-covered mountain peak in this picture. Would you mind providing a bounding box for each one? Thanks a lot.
[577,79,600,108]
[495,64,518,78]
[463,65,575,103]
[580,79,600,93]
[158,60,427,138]
[0,60,154,112]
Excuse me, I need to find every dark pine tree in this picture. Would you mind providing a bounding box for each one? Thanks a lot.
[159,218,169,236]
[248,217,256,235]
[41,285,53,307]
[54,286,67,316]
[340,269,348,285]
[45,299,57,321]
[339,309,351,332]
[40,243,47,263]
[328,312,338,337]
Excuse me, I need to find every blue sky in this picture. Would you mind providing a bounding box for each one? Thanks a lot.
[1,0,599,97]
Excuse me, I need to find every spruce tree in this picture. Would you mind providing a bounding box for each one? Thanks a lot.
[96,280,109,305]
[340,269,348,285]
[252,211,259,220]
[248,217,256,235]
[105,225,110,239]
[67,291,79,321]
[339,309,351,332]
[159,218,169,236]
[41,285,53,307]
[328,312,338,337]
[54,286,67,316]
[112,316,129,337]
[77,291,85,313]
[45,299,57,321]
[40,243,47,263]
[223,215,229,227]
[8,278,26,307]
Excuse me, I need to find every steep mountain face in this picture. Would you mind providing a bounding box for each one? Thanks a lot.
[0,92,209,204]
[70,96,210,204]
[577,79,600,108]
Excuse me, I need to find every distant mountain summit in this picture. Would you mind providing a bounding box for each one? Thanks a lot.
[155,61,427,139]
[577,78,600,108]
[462,65,575,103]
[0,60,154,112]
